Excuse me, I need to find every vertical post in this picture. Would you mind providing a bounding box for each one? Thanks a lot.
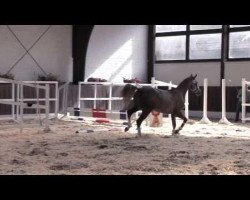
[94,83,97,109]
[168,81,172,119]
[220,25,228,83]
[200,79,212,124]
[60,86,65,114]
[242,78,246,123]
[63,84,67,114]
[108,83,112,110]
[151,77,156,88]
[55,82,59,118]
[219,79,232,125]
[44,84,50,132]
[65,83,69,114]
[147,25,155,83]
[204,79,208,118]
[12,83,15,120]
[20,83,23,133]
[16,83,20,120]
[36,83,39,119]
[222,79,226,119]
[185,91,189,119]
[78,82,81,109]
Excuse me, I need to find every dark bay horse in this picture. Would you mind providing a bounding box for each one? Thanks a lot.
[121,74,201,136]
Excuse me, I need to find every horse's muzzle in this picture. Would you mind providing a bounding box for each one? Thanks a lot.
[195,89,202,96]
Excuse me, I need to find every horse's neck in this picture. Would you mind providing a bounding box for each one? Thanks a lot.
[177,81,189,96]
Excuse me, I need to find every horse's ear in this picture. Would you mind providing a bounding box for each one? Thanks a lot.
[193,74,197,79]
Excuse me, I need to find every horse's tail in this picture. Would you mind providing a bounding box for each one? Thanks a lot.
[121,84,138,110]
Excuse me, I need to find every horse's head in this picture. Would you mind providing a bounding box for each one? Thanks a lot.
[189,74,202,96]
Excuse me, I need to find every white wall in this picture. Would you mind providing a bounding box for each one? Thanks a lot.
[85,25,148,83]
[155,61,250,87]
[154,62,221,86]
[0,25,72,82]
[225,61,250,86]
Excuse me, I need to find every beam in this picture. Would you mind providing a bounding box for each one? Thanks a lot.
[72,25,94,84]
[147,25,155,83]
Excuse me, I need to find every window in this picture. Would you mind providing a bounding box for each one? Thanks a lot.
[153,25,250,62]
[230,25,250,28]
[190,25,222,30]
[154,25,222,62]
[190,34,222,59]
[228,25,250,59]
[229,31,250,58]
[156,25,186,33]
[155,36,186,60]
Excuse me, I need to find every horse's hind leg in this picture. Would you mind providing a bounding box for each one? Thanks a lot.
[175,111,188,134]
[136,109,151,136]
[125,106,139,132]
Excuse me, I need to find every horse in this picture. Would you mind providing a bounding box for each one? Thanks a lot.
[121,74,201,136]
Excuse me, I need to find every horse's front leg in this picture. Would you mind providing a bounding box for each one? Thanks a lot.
[171,114,178,135]
[125,107,139,132]
[136,109,151,137]
[175,112,188,134]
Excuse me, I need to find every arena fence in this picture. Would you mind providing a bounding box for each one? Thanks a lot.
[0,77,50,132]
[242,78,250,123]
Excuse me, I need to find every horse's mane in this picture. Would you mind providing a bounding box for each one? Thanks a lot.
[177,77,192,89]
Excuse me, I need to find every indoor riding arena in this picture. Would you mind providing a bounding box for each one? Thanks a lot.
[1,25,250,175]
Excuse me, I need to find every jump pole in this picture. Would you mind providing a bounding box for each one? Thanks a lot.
[185,91,189,119]
[44,84,51,132]
[219,79,232,125]
[19,82,24,133]
[242,78,246,123]
[199,78,212,124]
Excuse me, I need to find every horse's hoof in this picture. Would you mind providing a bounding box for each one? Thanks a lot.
[172,130,179,135]
[124,127,130,132]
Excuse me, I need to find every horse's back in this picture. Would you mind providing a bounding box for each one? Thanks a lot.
[135,87,178,113]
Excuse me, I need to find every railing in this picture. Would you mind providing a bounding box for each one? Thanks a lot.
[17,81,58,118]
[0,81,15,119]
[58,81,70,115]
[242,78,250,123]
[0,77,50,132]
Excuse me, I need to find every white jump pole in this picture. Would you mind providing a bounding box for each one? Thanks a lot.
[168,81,172,119]
[219,79,232,125]
[19,82,24,133]
[94,84,97,109]
[55,82,59,118]
[44,84,50,132]
[16,83,20,120]
[108,83,112,111]
[242,78,246,123]
[11,83,15,120]
[65,83,69,114]
[200,78,212,124]
[185,91,189,119]
[78,82,81,110]
[151,77,156,88]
